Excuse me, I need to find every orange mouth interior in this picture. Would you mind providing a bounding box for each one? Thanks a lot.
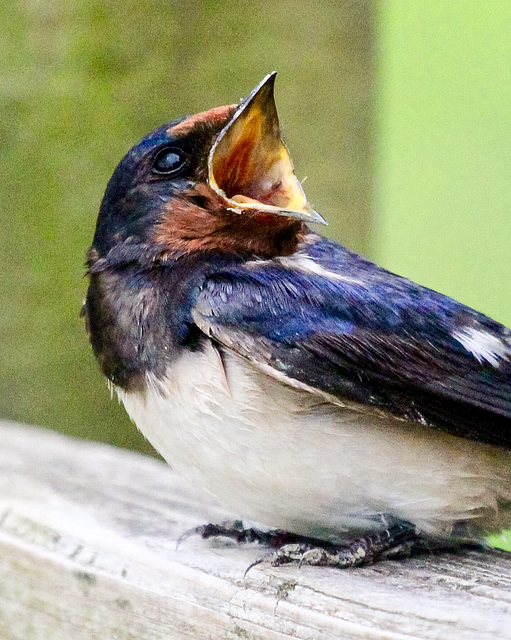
[208,74,325,224]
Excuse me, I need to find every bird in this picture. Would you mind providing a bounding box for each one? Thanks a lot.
[84,72,511,569]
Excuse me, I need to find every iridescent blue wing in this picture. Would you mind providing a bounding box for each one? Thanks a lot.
[192,238,511,447]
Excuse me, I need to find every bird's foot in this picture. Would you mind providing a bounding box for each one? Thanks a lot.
[246,521,419,572]
[178,519,480,573]
[177,520,312,549]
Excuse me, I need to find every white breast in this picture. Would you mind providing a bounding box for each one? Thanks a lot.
[117,340,511,540]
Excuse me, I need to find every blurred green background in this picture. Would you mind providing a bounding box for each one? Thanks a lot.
[375,1,511,328]
[1,0,510,463]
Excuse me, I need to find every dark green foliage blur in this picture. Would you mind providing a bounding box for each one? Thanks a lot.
[0,1,373,453]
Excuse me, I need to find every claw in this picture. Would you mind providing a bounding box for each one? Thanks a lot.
[244,555,266,577]
[176,524,206,550]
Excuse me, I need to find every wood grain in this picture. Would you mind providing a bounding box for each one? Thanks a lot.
[0,420,510,639]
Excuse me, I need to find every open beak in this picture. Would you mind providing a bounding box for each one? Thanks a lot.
[208,72,326,225]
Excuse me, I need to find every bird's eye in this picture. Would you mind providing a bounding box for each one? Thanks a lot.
[152,147,188,175]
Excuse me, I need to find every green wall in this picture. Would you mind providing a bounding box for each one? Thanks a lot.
[375,1,511,326]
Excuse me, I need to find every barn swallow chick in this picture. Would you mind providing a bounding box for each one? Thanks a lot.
[85,73,511,569]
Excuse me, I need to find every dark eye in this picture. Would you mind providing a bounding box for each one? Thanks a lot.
[152,147,188,175]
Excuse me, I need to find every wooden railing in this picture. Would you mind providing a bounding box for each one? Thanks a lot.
[0,420,510,639]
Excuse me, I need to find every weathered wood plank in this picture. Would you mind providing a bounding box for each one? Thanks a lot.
[0,420,510,640]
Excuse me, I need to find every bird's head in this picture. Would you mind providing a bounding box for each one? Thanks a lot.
[89,73,325,271]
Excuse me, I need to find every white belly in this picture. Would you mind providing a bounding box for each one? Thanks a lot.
[118,340,511,540]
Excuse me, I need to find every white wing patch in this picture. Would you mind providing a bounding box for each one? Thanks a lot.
[244,253,364,284]
[276,254,364,285]
[453,326,510,367]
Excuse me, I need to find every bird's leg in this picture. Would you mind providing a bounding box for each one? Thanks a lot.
[179,518,486,571]
[246,521,421,571]
[378,535,487,561]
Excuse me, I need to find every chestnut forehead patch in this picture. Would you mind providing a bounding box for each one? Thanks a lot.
[169,105,236,136]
